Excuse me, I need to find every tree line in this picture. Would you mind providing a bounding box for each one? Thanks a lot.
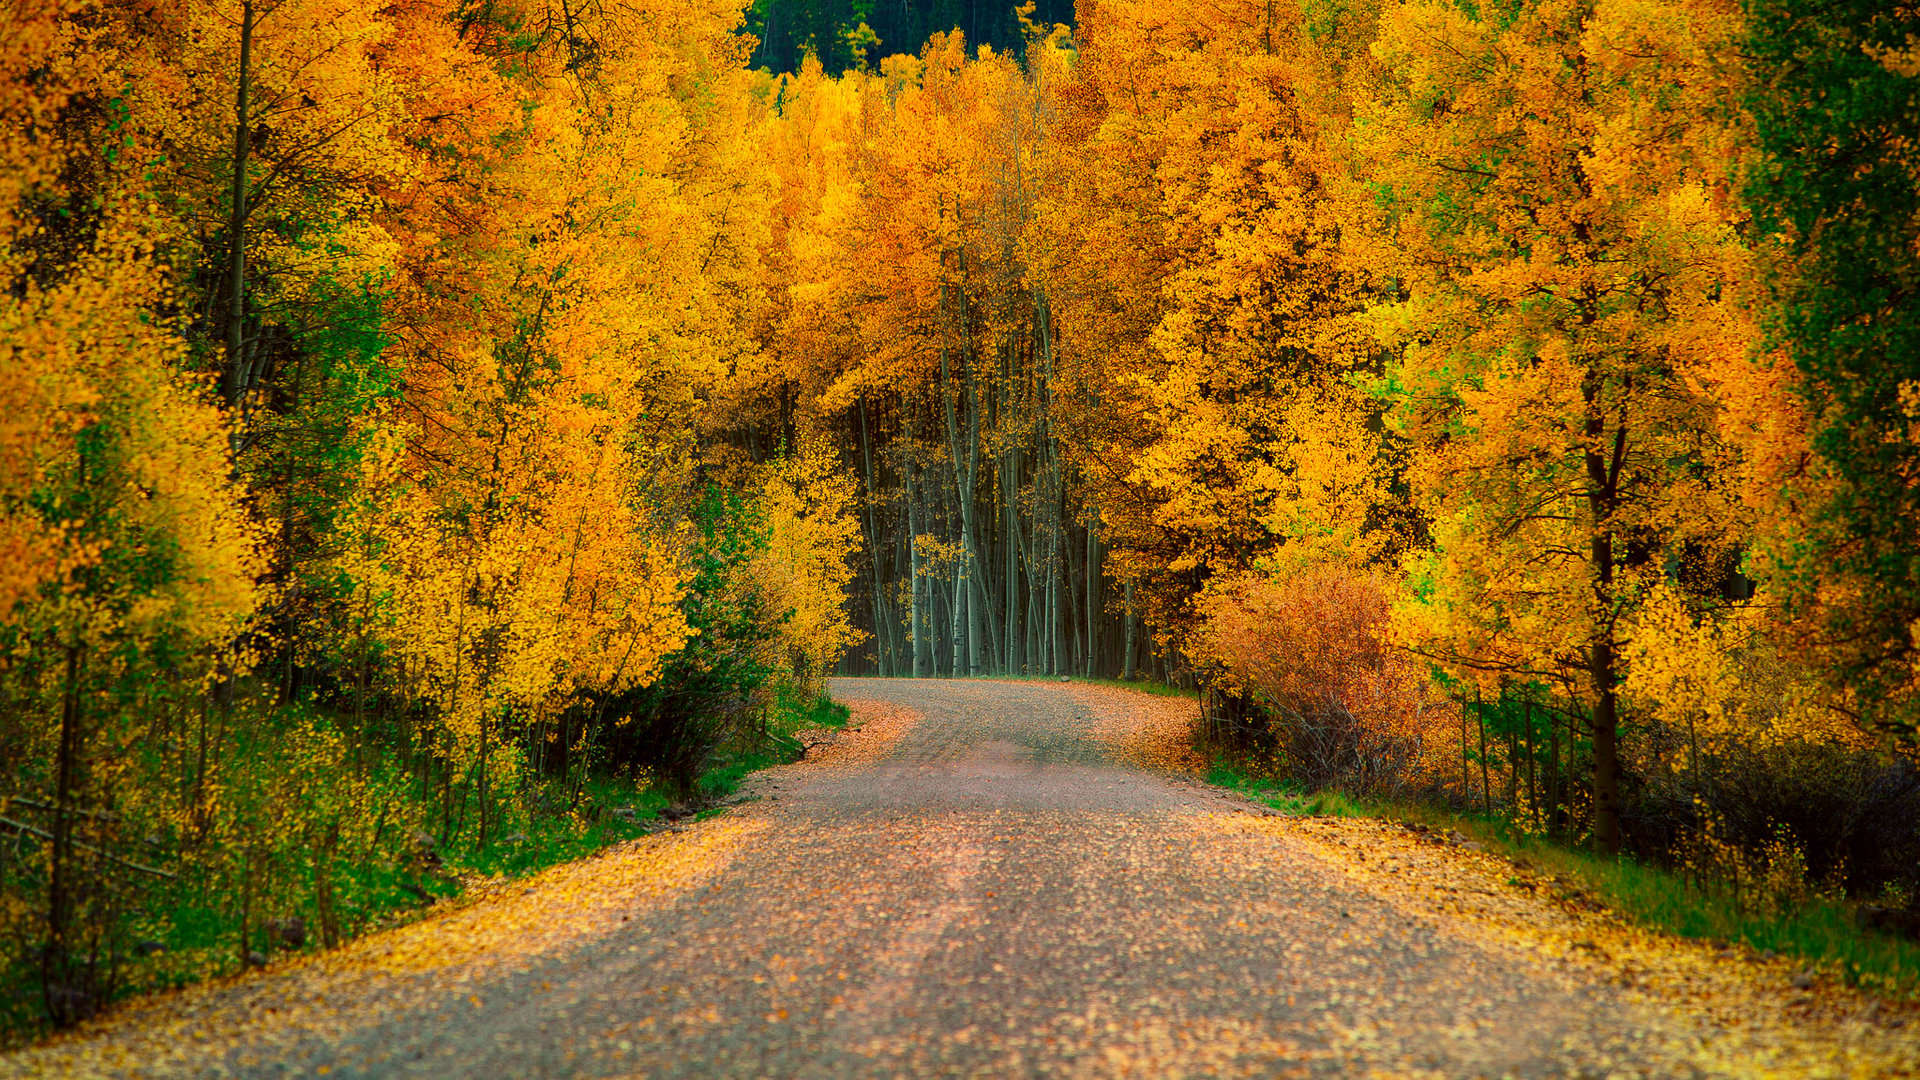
[744,0,1075,75]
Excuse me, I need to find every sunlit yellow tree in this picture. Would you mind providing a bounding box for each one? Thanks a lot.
[1364,0,1757,850]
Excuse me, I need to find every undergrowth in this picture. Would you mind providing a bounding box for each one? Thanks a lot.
[1387,801,1920,997]
[1206,759,1920,998]
[695,688,848,804]
[0,690,846,1047]
[1208,762,1368,817]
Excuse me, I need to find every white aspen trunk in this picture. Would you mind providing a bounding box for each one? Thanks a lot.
[857,397,895,674]
[1086,511,1099,678]
[1003,450,1021,674]
[951,558,966,678]
[1054,491,1067,674]
[909,463,926,678]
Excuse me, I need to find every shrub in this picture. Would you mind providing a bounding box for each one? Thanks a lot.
[1618,580,1920,906]
[1626,741,1920,904]
[1192,563,1453,797]
[600,489,782,798]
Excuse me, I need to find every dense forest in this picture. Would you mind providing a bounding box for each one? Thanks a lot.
[745,0,1075,73]
[4,0,1919,1036]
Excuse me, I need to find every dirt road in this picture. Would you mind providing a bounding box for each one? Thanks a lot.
[4,678,1913,1077]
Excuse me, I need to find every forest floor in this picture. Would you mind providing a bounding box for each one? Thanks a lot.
[3,678,1917,1078]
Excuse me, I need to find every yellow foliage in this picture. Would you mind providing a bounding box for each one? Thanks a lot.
[752,440,865,689]
[1367,0,1757,703]
[1622,583,1864,765]
[1042,0,1394,642]
[1,210,261,652]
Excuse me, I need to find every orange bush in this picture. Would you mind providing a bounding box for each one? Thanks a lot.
[1194,564,1455,796]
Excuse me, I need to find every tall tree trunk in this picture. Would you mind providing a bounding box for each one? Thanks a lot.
[1477,690,1491,815]
[901,524,917,676]
[1003,450,1022,674]
[1548,703,1564,838]
[44,642,86,1025]
[1524,696,1539,834]
[908,462,926,678]
[1590,638,1622,852]
[950,546,966,679]
[940,306,995,676]
[858,397,895,674]
[963,374,995,672]
[477,706,490,849]
[222,0,255,414]
[1026,525,1042,674]
[1063,513,1083,674]
[1049,499,1065,677]
[1583,399,1627,854]
[1085,511,1098,678]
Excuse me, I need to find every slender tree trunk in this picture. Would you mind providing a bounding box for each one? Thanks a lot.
[1033,284,1062,675]
[941,317,994,676]
[1122,581,1136,681]
[901,526,917,675]
[1524,696,1539,833]
[477,707,489,849]
[1548,704,1563,838]
[1085,511,1098,678]
[1584,410,1627,853]
[959,387,978,677]
[964,376,994,672]
[439,730,455,846]
[858,398,895,674]
[950,555,965,679]
[1460,697,1471,805]
[1003,451,1021,674]
[44,642,85,1023]
[1477,691,1491,815]
[937,276,965,677]
[967,552,988,674]
[1026,534,1042,674]
[1590,642,1622,852]
[1064,514,1083,673]
[1049,522,1065,677]
[1505,705,1520,808]
[222,0,255,413]
[908,463,926,678]
[1022,458,1043,671]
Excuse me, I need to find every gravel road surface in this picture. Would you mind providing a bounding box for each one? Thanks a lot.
[5,677,1913,1078]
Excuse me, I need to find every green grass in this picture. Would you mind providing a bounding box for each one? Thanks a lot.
[1388,803,1920,996]
[1205,759,1920,997]
[771,687,851,733]
[696,688,850,804]
[0,773,673,1047]
[1207,762,1369,817]
[463,777,672,879]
